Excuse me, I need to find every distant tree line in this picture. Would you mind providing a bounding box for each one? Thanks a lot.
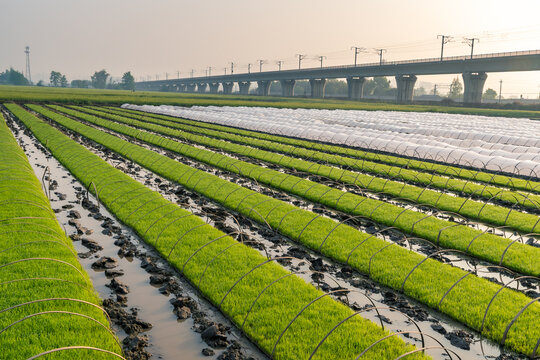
[71,70,135,90]
[0,67,134,90]
[0,68,30,85]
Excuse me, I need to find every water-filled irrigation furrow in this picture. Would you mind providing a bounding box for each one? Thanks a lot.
[0,112,122,359]
[14,103,540,357]
[5,103,434,360]
[48,105,540,276]
[89,105,540,211]
[116,105,540,194]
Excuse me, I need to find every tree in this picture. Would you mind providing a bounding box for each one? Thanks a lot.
[36,80,44,87]
[448,77,463,98]
[414,87,427,96]
[0,68,29,85]
[364,77,392,96]
[49,71,65,87]
[121,71,135,91]
[483,88,497,100]
[91,69,109,89]
[71,79,91,88]
[324,79,347,96]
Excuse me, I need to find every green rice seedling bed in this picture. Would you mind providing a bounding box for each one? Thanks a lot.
[10,104,540,356]
[0,112,122,359]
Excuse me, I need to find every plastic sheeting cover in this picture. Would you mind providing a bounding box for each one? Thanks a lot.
[122,104,540,178]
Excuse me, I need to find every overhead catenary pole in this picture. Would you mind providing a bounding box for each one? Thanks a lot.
[296,54,306,69]
[375,48,386,65]
[437,34,452,61]
[277,60,283,71]
[208,67,212,76]
[165,72,168,80]
[177,71,180,79]
[350,46,365,66]
[224,67,227,75]
[230,62,234,74]
[248,64,252,73]
[190,69,194,78]
[318,55,326,68]
[258,59,266,72]
[464,37,479,59]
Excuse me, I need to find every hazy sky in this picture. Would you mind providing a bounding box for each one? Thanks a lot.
[1,0,539,97]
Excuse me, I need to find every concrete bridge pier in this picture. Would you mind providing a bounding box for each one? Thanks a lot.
[257,80,271,96]
[309,79,326,98]
[463,72,487,104]
[177,84,186,92]
[209,82,220,94]
[197,83,207,93]
[395,74,417,103]
[347,77,366,100]
[280,80,296,97]
[222,82,234,95]
[238,81,251,95]
[186,83,196,93]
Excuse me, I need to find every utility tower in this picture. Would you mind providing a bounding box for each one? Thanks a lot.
[25,46,32,84]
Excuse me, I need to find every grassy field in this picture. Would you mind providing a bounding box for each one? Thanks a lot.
[1,85,540,118]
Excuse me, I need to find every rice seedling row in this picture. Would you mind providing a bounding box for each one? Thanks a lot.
[0,112,122,359]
